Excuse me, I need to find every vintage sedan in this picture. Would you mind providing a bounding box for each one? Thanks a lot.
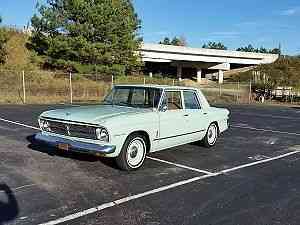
[35,85,230,170]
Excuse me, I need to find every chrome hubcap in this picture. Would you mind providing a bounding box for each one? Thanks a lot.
[130,147,138,158]
[208,124,217,145]
[126,137,146,168]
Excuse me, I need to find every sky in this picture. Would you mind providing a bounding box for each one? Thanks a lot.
[0,0,299,55]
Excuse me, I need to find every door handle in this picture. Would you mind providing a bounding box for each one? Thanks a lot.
[203,112,208,115]
[184,114,189,117]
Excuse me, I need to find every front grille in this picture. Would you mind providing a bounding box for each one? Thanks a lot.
[47,120,97,140]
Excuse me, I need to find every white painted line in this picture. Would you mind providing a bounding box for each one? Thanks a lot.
[14,184,36,192]
[147,156,214,175]
[0,117,41,131]
[232,125,300,136]
[234,112,300,121]
[39,174,215,225]
[40,150,300,225]
[0,184,36,194]
[216,150,300,175]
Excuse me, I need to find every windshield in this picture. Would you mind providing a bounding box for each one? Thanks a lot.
[103,86,163,109]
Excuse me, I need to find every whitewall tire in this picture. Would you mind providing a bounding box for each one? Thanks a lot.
[202,123,218,148]
[116,134,147,171]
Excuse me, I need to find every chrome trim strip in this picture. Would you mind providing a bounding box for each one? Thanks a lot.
[40,117,103,128]
[39,117,110,142]
[153,129,205,141]
[35,132,115,155]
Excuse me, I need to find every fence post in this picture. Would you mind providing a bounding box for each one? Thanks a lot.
[172,79,175,86]
[248,80,252,104]
[111,75,114,88]
[69,72,73,104]
[22,70,26,104]
[236,81,240,103]
[219,83,222,97]
[143,77,146,85]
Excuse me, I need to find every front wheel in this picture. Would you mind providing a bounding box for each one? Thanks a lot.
[116,134,147,171]
[202,123,218,148]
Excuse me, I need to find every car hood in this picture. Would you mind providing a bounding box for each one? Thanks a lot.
[40,105,151,124]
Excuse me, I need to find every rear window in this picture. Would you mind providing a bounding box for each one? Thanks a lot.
[183,91,200,109]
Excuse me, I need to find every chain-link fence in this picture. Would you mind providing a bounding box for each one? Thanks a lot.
[0,70,113,104]
[3,69,299,105]
[0,70,23,103]
[199,82,252,104]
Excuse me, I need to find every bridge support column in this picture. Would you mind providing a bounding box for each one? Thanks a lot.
[218,70,224,84]
[177,65,182,82]
[196,68,202,83]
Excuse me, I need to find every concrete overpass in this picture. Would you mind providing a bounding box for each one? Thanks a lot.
[140,43,278,83]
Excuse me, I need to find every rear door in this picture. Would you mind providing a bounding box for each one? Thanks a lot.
[182,90,207,141]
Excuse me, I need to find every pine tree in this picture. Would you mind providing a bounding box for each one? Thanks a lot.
[0,16,8,64]
[29,0,142,75]
[202,41,227,50]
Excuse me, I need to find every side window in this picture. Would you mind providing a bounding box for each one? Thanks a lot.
[113,89,130,104]
[163,91,183,110]
[131,88,145,106]
[183,91,201,110]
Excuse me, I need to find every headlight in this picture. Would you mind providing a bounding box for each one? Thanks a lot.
[96,128,109,142]
[39,119,51,132]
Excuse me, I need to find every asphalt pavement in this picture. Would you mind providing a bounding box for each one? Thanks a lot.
[0,103,299,225]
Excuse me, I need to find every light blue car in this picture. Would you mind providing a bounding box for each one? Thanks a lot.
[36,85,230,171]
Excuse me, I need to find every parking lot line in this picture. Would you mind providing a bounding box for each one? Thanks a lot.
[0,184,36,194]
[147,156,214,175]
[233,112,300,121]
[40,150,299,225]
[215,150,300,175]
[14,184,36,192]
[39,174,215,225]
[0,117,40,131]
[231,124,300,136]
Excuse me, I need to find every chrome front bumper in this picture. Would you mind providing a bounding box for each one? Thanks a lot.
[35,132,116,155]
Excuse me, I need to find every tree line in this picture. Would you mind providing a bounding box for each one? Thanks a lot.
[0,17,8,64]
[231,56,300,89]
[236,44,281,55]
[159,37,187,47]
[158,37,281,55]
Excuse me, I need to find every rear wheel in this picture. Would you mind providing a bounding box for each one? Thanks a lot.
[202,123,218,148]
[116,134,147,171]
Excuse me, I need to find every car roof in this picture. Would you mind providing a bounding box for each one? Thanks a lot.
[114,84,199,91]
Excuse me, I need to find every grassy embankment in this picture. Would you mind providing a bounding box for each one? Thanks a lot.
[0,30,180,104]
[0,30,245,104]
[0,68,247,104]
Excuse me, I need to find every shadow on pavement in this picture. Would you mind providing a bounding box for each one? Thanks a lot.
[26,134,119,169]
[0,184,19,225]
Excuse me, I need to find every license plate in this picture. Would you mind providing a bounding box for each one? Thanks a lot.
[58,143,69,151]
